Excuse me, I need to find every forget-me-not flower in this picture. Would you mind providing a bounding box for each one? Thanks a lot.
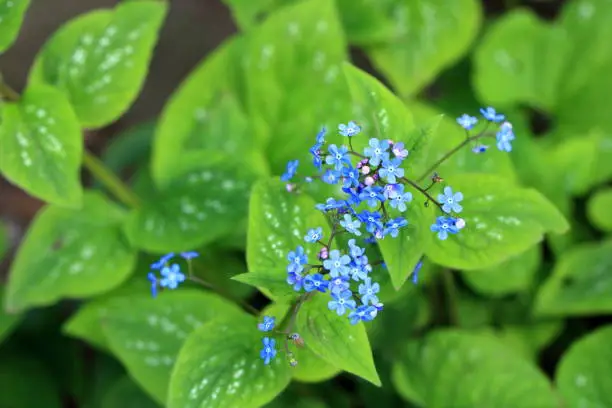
[340,214,361,236]
[258,316,275,332]
[324,250,352,277]
[431,216,459,240]
[338,121,361,137]
[160,264,186,289]
[304,227,323,243]
[457,114,478,130]
[328,289,356,316]
[379,158,404,184]
[260,337,277,365]
[438,186,463,214]
[326,144,351,170]
[480,107,505,122]
[359,277,380,305]
[281,160,299,182]
[363,138,390,166]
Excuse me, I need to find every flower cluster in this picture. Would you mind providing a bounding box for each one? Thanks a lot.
[257,315,302,366]
[147,251,199,297]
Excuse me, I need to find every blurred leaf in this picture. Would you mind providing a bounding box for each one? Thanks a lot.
[456,292,492,329]
[535,240,612,317]
[391,329,558,407]
[0,221,8,261]
[367,0,482,97]
[424,173,568,270]
[0,83,82,207]
[0,0,30,53]
[496,320,563,360]
[101,376,161,408]
[167,313,291,408]
[28,1,167,128]
[191,250,254,299]
[296,293,381,386]
[587,188,612,232]
[334,0,395,44]
[100,290,243,404]
[556,325,612,408]
[0,288,21,344]
[264,390,328,408]
[246,179,330,301]
[78,354,125,408]
[100,120,155,178]
[462,245,541,297]
[5,192,137,313]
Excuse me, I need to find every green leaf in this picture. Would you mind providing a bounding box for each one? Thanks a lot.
[102,376,161,408]
[296,293,380,386]
[167,313,292,408]
[101,290,244,404]
[472,9,567,110]
[462,245,541,297]
[367,0,482,97]
[496,320,562,360]
[246,178,330,300]
[244,0,350,170]
[424,173,569,270]
[0,0,30,53]
[0,288,20,344]
[100,120,156,179]
[232,272,297,300]
[535,240,612,317]
[152,37,268,186]
[28,1,167,128]
[0,83,82,207]
[0,221,8,261]
[334,0,395,44]
[124,159,256,252]
[4,191,137,313]
[391,329,558,407]
[587,188,612,232]
[556,325,612,408]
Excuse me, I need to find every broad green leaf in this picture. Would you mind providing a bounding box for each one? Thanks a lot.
[167,314,292,408]
[124,159,256,253]
[101,290,244,404]
[587,188,612,232]
[473,9,566,110]
[246,178,330,300]
[4,192,136,313]
[101,376,161,408]
[556,325,612,408]
[367,0,482,97]
[265,392,328,408]
[425,173,569,270]
[244,0,350,170]
[233,272,297,299]
[535,240,612,317]
[334,0,395,44]
[462,246,541,297]
[152,37,267,186]
[221,0,281,30]
[296,293,380,386]
[0,0,30,53]
[28,1,167,128]
[0,288,20,344]
[392,329,558,407]
[0,83,82,207]
[496,320,562,360]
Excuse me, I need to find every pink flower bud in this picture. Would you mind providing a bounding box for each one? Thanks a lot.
[318,247,329,260]
[362,166,370,175]
[364,176,375,186]
[455,218,466,229]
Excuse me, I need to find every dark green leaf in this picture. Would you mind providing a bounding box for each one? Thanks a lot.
[101,376,161,408]
[0,288,20,344]
[587,188,612,232]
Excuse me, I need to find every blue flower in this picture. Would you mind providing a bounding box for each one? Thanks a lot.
[328,275,350,294]
[348,305,376,325]
[315,127,326,144]
[348,257,370,282]
[340,214,361,236]
[348,239,365,258]
[480,107,505,122]
[388,185,413,212]
[496,122,515,152]
[358,210,383,234]
[326,144,350,170]
[379,158,404,184]
[383,183,402,199]
[322,169,341,184]
[384,217,408,238]
[359,186,385,208]
[430,216,459,240]
[180,251,199,260]
[147,272,158,298]
[160,264,186,289]
[343,187,362,206]
[287,246,307,274]
[323,250,351,277]
[281,160,299,182]
[315,198,346,212]
[363,138,390,166]
[358,277,380,305]
[304,227,323,243]
[412,259,423,285]
[457,114,478,130]
[258,316,275,332]
[260,337,277,365]
[310,144,323,170]
[304,273,327,293]
[338,121,361,137]
[328,289,356,316]
[472,144,489,154]
[392,142,408,159]
[151,253,175,270]
[438,186,463,214]
[287,272,304,291]
[341,166,360,188]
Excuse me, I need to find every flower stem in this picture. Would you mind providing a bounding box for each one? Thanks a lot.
[0,79,19,102]
[188,275,259,316]
[399,176,444,212]
[82,150,141,208]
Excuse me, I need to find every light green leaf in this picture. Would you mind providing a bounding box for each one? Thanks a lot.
[496,320,563,361]
[152,37,267,187]
[246,178,330,301]
[4,192,136,313]
[296,293,380,386]
[425,173,568,270]
[556,325,612,408]
[232,272,297,300]
[0,83,82,207]
[334,0,395,44]
[0,288,21,344]
[587,188,612,232]
[392,329,558,407]
[221,0,282,31]
[367,0,482,97]
[462,245,541,297]
[101,375,161,408]
[124,159,256,253]
[101,290,244,405]
[472,9,567,110]
[28,1,167,128]
[535,240,612,317]
[0,0,30,53]
[167,313,292,408]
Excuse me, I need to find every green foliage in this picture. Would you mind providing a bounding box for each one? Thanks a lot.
[0,288,21,345]
[587,188,612,232]
[0,0,30,53]
[101,376,161,408]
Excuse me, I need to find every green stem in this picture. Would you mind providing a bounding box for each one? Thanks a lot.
[0,80,19,102]
[82,150,141,208]
[399,176,444,212]
[441,270,459,326]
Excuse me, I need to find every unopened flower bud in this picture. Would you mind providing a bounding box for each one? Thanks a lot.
[364,176,375,186]
[361,165,370,175]
[372,173,380,181]
[287,352,298,367]
[318,247,329,260]
[286,183,296,193]
[455,218,466,229]
[304,176,313,183]
[431,172,443,183]
[289,333,304,347]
